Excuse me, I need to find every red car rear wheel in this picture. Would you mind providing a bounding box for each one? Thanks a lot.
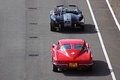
[53,64,58,72]
[87,65,93,71]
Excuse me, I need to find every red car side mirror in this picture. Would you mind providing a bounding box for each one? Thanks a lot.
[86,43,90,48]
[52,44,57,49]
[52,45,55,48]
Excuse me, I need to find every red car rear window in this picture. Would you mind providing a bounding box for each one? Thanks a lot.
[60,44,71,51]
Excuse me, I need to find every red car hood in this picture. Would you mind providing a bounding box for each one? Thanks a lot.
[57,50,87,60]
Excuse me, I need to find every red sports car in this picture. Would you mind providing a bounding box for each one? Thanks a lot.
[50,39,93,72]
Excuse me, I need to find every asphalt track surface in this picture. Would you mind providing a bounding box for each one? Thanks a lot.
[0,0,120,80]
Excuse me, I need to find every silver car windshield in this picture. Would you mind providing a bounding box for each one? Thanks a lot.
[57,7,78,14]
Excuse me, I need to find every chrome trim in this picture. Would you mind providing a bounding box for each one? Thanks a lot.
[79,63,93,66]
[53,63,68,66]
[53,62,93,66]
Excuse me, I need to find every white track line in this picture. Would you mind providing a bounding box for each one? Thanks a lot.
[106,0,120,31]
[86,0,117,80]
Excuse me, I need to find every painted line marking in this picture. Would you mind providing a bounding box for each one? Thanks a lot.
[28,54,39,56]
[86,0,117,80]
[29,36,38,38]
[106,0,120,31]
[28,7,37,9]
[29,23,38,25]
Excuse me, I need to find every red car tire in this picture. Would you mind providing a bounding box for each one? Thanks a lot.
[53,64,58,72]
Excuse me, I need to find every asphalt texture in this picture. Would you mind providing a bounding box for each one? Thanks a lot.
[0,0,120,80]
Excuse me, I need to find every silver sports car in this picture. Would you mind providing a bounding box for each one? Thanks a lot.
[50,5,85,31]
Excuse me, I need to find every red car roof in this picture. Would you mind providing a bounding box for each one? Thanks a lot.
[59,39,85,45]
